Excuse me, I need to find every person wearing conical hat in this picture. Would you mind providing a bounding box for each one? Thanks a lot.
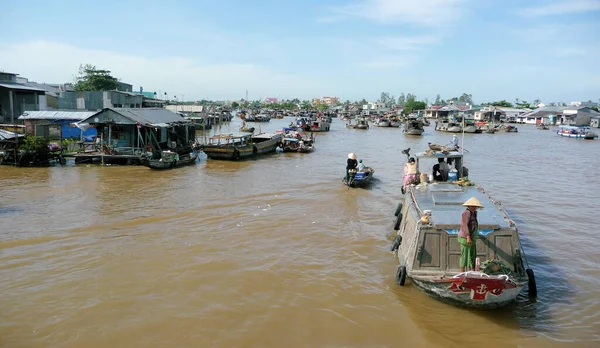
[345,153,358,183]
[458,197,484,272]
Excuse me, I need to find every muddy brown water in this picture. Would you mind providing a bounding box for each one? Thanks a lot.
[1,118,599,347]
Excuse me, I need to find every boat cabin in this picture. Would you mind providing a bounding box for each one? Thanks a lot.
[206,133,251,146]
[414,151,467,180]
[398,183,525,275]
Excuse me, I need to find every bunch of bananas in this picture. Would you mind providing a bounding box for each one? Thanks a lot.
[452,178,474,186]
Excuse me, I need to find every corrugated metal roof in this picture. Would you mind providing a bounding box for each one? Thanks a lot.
[18,110,96,120]
[83,108,186,125]
[0,83,46,92]
[0,129,24,140]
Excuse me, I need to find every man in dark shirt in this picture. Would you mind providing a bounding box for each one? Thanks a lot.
[346,153,358,182]
[432,158,449,181]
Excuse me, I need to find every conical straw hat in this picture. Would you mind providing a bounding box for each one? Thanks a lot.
[348,153,357,159]
[462,197,484,208]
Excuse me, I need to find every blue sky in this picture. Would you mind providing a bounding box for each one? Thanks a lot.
[1,0,599,104]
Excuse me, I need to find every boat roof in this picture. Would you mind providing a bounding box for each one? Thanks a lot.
[209,133,251,139]
[410,183,512,230]
[415,150,463,159]
[558,125,589,129]
[252,132,280,139]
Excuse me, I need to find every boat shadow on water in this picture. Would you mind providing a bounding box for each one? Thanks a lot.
[472,227,578,337]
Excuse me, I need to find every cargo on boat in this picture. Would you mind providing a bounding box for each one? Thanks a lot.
[392,149,536,308]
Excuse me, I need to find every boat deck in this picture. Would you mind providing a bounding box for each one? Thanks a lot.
[410,183,512,231]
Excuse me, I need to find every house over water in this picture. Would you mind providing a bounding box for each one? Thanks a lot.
[71,108,195,165]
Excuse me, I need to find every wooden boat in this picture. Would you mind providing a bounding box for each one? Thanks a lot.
[307,118,331,132]
[246,114,271,122]
[201,132,283,160]
[537,124,550,130]
[281,137,315,153]
[142,150,198,169]
[403,118,424,135]
[347,118,369,129]
[505,125,518,133]
[239,121,255,133]
[435,119,462,133]
[556,125,598,139]
[343,167,374,187]
[374,118,390,127]
[391,150,536,308]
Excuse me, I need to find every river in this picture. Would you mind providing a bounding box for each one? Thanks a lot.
[1,117,599,347]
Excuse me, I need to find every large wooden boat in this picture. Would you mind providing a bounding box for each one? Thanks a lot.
[201,132,283,160]
[403,118,424,135]
[435,119,462,133]
[347,118,369,129]
[306,118,331,132]
[392,150,536,308]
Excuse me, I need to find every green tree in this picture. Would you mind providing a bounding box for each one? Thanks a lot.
[73,64,119,91]
[379,92,389,105]
[406,93,416,104]
[458,93,473,105]
[490,100,513,107]
[434,94,442,105]
[397,93,406,106]
[515,100,532,109]
[403,99,427,115]
[231,101,240,109]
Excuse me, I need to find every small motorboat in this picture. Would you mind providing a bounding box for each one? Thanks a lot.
[343,167,375,187]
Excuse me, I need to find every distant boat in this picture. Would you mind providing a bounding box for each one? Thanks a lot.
[556,125,598,139]
[347,118,369,129]
[403,118,424,135]
[201,132,283,160]
[141,150,199,170]
[435,119,462,133]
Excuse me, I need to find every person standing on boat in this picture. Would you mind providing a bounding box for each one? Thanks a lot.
[346,153,358,182]
[451,135,459,150]
[403,157,419,189]
[458,197,483,272]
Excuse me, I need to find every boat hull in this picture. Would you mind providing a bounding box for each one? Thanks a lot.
[343,168,374,187]
[202,145,254,160]
[411,276,526,309]
[462,125,478,133]
[404,128,424,135]
[143,153,198,169]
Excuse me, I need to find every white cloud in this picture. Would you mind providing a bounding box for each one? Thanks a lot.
[376,35,440,50]
[360,54,419,68]
[558,47,587,56]
[324,0,469,26]
[0,41,315,100]
[520,0,600,17]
